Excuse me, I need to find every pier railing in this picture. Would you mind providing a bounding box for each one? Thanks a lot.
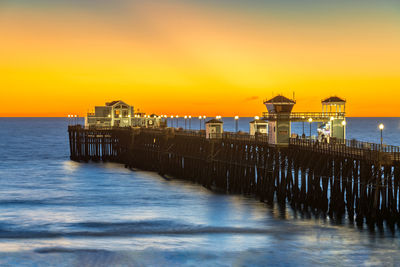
[262,112,345,121]
[290,137,400,162]
[69,125,400,162]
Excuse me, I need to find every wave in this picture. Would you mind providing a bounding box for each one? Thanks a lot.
[35,247,110,254]
[0,199,51,205]
[0,220,277,239]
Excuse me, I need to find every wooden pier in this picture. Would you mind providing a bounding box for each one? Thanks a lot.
[68,125,400,229]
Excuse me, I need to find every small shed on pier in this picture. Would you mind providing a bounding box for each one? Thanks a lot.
[249,119,268,136]
[205,119,223,139]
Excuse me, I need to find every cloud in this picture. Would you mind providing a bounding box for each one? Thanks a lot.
[243,96,259,102]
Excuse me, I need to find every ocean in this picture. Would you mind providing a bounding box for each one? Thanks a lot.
[0,117,400,266]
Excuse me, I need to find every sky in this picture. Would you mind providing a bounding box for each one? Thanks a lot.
[0,0,399,117]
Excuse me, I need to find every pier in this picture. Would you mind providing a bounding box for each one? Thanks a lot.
[68,124,400,230]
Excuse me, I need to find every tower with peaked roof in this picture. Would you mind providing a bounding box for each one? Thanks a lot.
[263,95,296,145]
[322,96,346,140]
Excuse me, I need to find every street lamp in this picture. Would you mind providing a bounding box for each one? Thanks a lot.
[234,116,239,132]
[379,123,384,146]
[176,115,179,128]
[341,120,346,143]
[308,118,313,139]
[330,116,334,137]
[254,116,259,134]
[199,116,202,130]
[203,115,206,130]
[189,115,192,130]
[184,115,187,130]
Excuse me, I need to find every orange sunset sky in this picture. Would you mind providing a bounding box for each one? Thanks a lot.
[0,0,399,117]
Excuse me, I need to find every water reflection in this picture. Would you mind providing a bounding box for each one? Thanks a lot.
[1,118,400,265]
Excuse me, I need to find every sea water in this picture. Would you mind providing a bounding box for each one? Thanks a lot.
[0,118,399,266]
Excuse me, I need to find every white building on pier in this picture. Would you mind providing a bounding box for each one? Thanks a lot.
[85,100,164,128]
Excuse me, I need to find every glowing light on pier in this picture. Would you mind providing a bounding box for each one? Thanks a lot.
[379,123,385,146]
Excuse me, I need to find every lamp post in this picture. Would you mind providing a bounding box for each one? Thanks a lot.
[341,120,346,143]
[203,116,206,130]
[170,115,174,128]
[234,116,239,132]
[189,116,192,130]
[330,116,334,138]
[308,118,313,139]
[176,115,179,128]
[199,116,202,130]
[254,116,259,134]
[184,115,187,130]
[379,123,384,147]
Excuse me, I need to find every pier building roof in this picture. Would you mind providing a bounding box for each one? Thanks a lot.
[264,95,296,114]
[264,95,296,104]
[106,100,129,107]
[206,119,223,124]
[249,119,267,123]
[322,96,346,103]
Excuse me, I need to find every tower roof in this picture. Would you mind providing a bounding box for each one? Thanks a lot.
[250,119,267,124]
[105,100,122,106]
[322,96,346,103]
[205,119,223,124]
[264,95,295,104]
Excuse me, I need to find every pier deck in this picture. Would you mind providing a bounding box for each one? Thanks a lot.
[68,125,400,229]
